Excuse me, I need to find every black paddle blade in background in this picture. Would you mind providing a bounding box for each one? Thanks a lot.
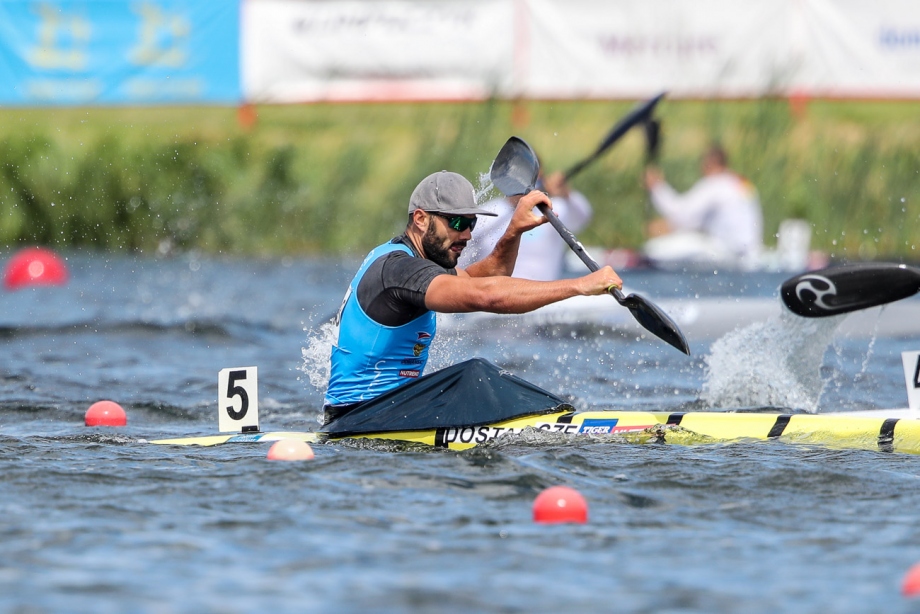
[644,118,661,162]
[564,91,666,181]
[781,262,920,317]
[490,136,539,196]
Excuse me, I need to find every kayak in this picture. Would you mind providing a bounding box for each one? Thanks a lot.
[149,408,920,454]
[149,358,920,455]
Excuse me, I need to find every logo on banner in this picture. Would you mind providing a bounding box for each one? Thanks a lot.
[29,5,90,70]
[130,3,190,67]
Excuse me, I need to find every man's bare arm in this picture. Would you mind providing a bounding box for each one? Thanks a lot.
[425,266,623,314]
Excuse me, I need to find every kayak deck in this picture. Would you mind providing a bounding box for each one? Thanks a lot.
[149,431,318,447]
[148,410,920,455]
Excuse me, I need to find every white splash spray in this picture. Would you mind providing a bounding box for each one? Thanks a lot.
[702,310,846,411]
[475,172,496,204]
[300,318,338,392]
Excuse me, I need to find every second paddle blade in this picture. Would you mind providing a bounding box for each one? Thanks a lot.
[490,136,539,197]
[616,290,691,355]
[781,262,920,317]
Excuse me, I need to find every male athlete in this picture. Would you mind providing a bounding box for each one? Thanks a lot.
[323,170,622,423]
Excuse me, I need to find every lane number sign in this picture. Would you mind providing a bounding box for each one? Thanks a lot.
[901,351,920,412]
[218,366,260,433]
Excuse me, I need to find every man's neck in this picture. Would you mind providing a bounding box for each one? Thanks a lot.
[401,230,427,260]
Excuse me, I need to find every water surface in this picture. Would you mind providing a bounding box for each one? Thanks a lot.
[2,252,919,613]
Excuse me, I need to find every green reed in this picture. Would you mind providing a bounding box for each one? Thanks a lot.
[0,99,917,259]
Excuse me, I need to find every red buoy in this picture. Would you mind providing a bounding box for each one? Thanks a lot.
[533,486,588,524]
[4,247,68,290]
[85,401,127,427]
[903,562,920,597]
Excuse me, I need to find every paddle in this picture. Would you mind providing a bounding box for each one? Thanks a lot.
[563,92,666,181]
[644,117,661,163]
[781,262,920,317]
[641,116,662,230]
[490,136,691,355]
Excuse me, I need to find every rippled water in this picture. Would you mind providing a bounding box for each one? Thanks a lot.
[3,252,920,613]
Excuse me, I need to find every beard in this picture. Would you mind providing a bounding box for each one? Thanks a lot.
[422,222,465,269]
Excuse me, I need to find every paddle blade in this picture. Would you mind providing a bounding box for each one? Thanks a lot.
[781,262,920,317]
[616,290,691,355]
[490,136,540,197]
[644,118,661,161]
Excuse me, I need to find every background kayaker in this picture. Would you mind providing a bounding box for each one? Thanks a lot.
[458,168,592,280]
[323,170,621,424]
[643,144,764,269]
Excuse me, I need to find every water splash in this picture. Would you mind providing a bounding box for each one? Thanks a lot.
[702,310,845,411]
[428,314,479,371]
[856,306,884,381]
[475,172,496,205]
[300,314,480,393]
[300,318,338,391]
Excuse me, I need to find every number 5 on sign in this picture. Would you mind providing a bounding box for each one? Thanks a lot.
[218,366,260,433]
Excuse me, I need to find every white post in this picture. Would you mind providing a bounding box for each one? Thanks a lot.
[900,351,920,416]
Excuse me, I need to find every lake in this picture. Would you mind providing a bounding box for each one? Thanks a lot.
[2,251,920,613]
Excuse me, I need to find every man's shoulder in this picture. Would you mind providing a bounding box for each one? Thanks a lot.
[374,249,454,279]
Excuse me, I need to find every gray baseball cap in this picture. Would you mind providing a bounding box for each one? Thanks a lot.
[408,171,498,217]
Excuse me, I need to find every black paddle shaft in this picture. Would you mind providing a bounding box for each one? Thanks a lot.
[490,135,690,355]
[536,203,690,355]
[781,262,920,317]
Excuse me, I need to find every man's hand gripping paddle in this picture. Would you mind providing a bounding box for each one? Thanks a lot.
[781,262,920,317]
[490,136,691,355]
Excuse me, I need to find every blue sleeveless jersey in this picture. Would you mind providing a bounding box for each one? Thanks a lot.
[324,242,437,405]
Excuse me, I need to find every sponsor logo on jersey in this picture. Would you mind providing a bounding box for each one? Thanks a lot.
[401,357,424,365]
[399,369,420,378]
[413,331,432,357]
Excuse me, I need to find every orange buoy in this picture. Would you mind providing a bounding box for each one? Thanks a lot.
[267,439,315,461]
[902,562,920,597]
[4,247,68,290]
[85,401,127,427]
[533,485,588,524]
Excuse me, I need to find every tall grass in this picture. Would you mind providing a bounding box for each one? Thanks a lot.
[0,99,917,259]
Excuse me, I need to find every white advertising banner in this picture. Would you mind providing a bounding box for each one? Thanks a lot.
[522,0,790,98]
[242,0,514,102]
[242,0,920,102]
[795,0,920,97]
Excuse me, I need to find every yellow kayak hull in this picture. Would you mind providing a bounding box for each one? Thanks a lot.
[148,410,920,455]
